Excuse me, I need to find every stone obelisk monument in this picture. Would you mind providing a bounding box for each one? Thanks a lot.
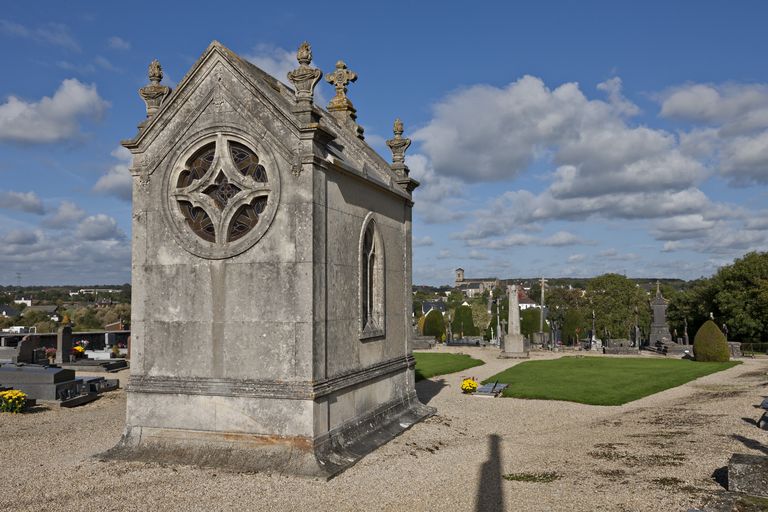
[500,284,529,358]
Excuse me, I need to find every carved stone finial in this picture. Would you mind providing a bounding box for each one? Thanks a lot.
[138,58,171,129]
[325,60,364,138]
[148,59,163,84]
[326,60,357,110]
[386,118,411,167]
[287,41,322,109]
[386,118,418,193]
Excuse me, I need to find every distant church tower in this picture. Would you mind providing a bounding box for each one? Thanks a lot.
[455,267,465,287]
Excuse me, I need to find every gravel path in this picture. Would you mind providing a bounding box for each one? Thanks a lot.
[1,349,766,512]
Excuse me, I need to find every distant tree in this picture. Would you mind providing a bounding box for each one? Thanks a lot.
[669,252,768,342]
[520,308,550,337]
[587,273,650,341]
[484,296,508,340]
[451,305,478,337]
[423,310,445,339]
[561,308,587,345]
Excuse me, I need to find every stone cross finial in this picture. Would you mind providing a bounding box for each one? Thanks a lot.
[326,60,357,110]
[325,60,364,138]
[287,41,322,108]
[138,58,171,129]
[655,280,661,296]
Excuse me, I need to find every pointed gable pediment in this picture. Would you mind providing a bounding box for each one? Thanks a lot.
[124,41,410,200]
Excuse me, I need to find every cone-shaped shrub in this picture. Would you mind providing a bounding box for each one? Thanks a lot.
[423,310,445,339]
[693,320,730,362]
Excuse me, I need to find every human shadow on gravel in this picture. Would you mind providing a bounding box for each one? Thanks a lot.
[416,378,447,405]
[474,434,504,512]
[731,434,768,456]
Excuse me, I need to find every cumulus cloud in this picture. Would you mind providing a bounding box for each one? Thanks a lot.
[0,79,108,143]
[0,232,131,284]
[2,230,38,245]
[0,190,44,214]
[76,214,125,241]
[93,147,132,201]
[43,201,87,228]
[660,83,768,134]
[107,36,130,50]
[0,20,80,52]
[407,153,466,223]
[464,230,590,249]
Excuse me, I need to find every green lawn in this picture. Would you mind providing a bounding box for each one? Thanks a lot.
[483,356,740,405]
[413,352,485,381]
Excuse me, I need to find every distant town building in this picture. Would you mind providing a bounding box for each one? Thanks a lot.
[13,297,32,307]
[0,305,20,318]
[421,301,447,316]
[454,268,499,297]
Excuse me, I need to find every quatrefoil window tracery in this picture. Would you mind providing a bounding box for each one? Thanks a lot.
[174,135,270,244]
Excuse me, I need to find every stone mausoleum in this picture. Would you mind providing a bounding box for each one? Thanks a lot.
[104,41,433,477]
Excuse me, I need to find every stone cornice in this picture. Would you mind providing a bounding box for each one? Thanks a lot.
[128,354,415,400]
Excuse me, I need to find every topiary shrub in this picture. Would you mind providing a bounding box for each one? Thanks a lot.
[423,310,445,339]
[693,320,730,362]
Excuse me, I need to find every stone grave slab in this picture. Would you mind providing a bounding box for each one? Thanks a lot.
[474,382,508,398]
[728,453,768,498]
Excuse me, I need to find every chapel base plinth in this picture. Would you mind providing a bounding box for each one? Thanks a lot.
[100,392,433,479]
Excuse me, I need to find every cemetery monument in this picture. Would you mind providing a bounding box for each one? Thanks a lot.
[500,284,528,358]
[103,41,433,477]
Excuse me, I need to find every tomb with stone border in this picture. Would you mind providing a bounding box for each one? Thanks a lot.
[101,41,433,478]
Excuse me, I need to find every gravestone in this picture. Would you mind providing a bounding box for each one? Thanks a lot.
[0,366,80,400]
[102,41,433,478]
[728,453,768,498]
[16,335,39,364]
[55,325,72,365]
[648,281,672,347]
[500,285,528,358]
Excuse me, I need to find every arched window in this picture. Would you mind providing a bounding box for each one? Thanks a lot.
[360,215,384,339]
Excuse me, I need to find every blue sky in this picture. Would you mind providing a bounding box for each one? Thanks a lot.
[1,2,767,285]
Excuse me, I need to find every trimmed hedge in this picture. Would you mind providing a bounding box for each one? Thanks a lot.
[693,320,730,362]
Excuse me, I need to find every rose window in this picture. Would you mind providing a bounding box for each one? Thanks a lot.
[172,135,272,246]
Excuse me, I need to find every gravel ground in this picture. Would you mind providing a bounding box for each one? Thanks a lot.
[1,348,766,512]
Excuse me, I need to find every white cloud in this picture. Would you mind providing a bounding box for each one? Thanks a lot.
[107,36,130,50]
[467,249,488,260]
[94,56,121,73]
[567,254,585,263]
[464,230,589,249]
[76,214,125,241]
[0,190,44,214]
[0,79,108,143]
[719,130,768,184]
[660,83,768,135]
[413,236,434,247]
[244,44,328,106]
[2,230,38,245]
[43,201,87,228]
[0,20,80,52]
[93,146,132,201]
[407,153,466,224]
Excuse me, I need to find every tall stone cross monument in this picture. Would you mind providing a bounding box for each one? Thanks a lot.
[103,41,432,478]
[500,284,528,359]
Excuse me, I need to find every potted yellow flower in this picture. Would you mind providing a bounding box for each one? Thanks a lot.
[461,377,478,394]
